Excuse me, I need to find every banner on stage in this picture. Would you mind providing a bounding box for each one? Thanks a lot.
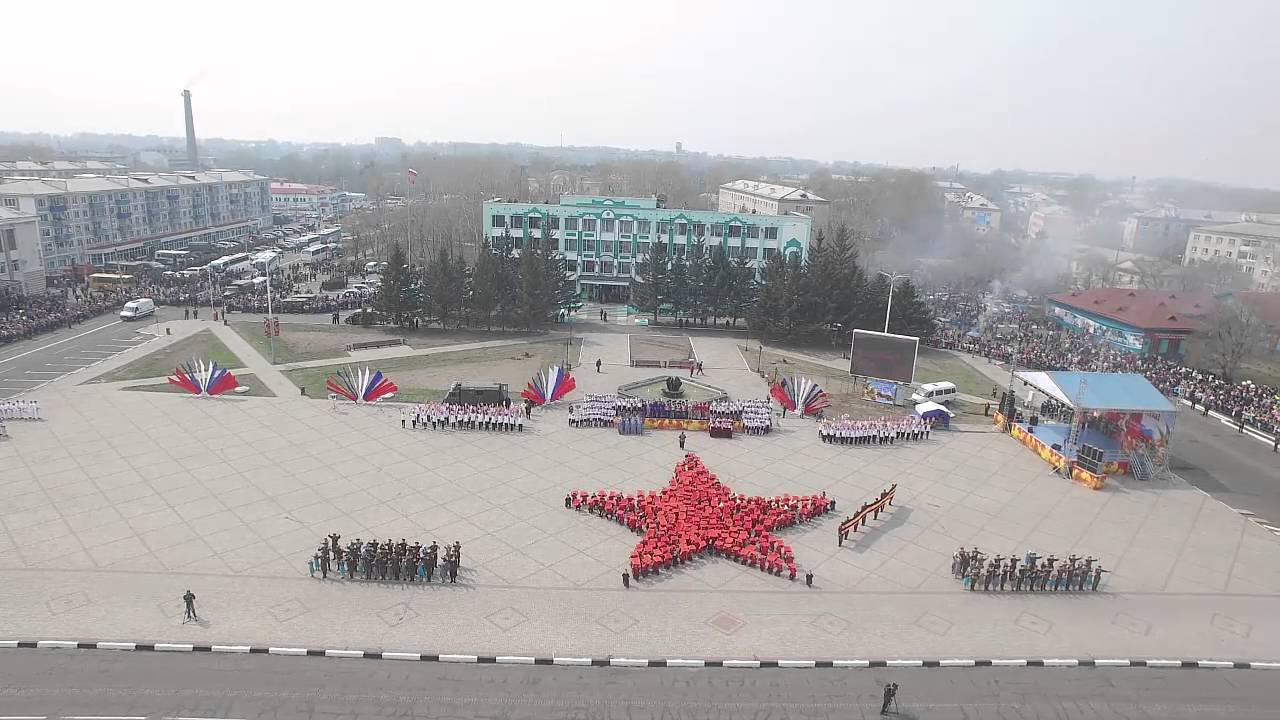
[861,378,897,405]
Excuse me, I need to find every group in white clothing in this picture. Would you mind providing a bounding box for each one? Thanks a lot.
[400,402,525,432]
[819,415,931,445]
[0,399,42,420]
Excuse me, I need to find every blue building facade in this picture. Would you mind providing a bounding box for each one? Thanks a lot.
[482,195,811,301]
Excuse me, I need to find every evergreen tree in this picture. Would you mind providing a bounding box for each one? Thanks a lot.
[706,245,733,324]
[424,247,465,328]
[886,277,936,338]
[686,237,710,326]
[728,256,758,328]
[374,242,414,327]
[634,242,670,324]
[469,240,502,330]
[669,254,690,322]
[517,242,547,330]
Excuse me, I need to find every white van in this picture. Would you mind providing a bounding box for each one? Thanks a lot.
[911,381,957,404]
[119,298,156,321]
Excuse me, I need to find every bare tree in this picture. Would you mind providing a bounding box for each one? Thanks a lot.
[1197,301,1270,381]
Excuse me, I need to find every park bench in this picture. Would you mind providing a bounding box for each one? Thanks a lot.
[346,338,405,352]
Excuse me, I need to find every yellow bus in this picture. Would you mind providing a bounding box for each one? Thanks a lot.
[87,273,137,291]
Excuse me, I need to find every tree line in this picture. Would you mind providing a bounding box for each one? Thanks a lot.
[374,235,575,331]
[633,225,935,343]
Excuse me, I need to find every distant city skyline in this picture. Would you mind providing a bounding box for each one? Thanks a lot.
[3,0,1279,189]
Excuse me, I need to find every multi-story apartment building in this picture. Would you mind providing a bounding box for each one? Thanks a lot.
[0,171,271,272]
[0,160,130,179]
[1122,205,1280,258]
[943,192,1002,234]
[483,195,812,301]
[0,206,43,293]
[717,180,829,228]
[270,182,348,216]
[1183,221,1280,291]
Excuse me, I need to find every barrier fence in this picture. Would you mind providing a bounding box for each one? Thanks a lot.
[837,483,897,546]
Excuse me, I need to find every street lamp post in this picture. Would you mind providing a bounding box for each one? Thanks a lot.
[879,271,908,334]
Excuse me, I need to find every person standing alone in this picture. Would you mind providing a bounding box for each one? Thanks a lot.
[182,589,198,623]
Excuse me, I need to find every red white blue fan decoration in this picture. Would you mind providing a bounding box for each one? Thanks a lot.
[770,375,830,416]
[521,365,576,406]
[325,366,398,404]
[167,359,239,397]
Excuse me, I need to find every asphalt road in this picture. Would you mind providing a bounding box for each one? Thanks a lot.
[0,311,172,399]
[0,650,1276,720]
[1170,408,1280,531]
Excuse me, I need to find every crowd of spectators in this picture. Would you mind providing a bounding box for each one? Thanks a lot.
[0,291,117,346]
[928,306,1280,437]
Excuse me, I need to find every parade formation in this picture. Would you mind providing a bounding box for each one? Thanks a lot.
[310,534,464,584]
[951,547,1109,592]
[819,415,932,445]
[567,454,835,582]
[400,402,526,432]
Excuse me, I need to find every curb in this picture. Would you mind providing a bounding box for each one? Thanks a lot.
[3,641,1280,670]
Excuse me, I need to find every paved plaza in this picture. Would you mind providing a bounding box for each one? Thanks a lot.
[1,322,1280,659]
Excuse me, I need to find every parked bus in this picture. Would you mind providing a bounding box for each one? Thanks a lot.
[87,273,137,291]
[301,243,337,264]
[208,252,253,275]
[154,250,193,269]
[317,227,341,245]
[221,278,257,298]
[252,251,282,273]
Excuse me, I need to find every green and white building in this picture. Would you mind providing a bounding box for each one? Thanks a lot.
[482,195,811,301]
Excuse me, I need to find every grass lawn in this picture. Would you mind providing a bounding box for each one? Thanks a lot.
[230,321,350,365]
[740,344,993,419]
[285,337,583,403]
[89,330,245,384]
[121,372,276,397]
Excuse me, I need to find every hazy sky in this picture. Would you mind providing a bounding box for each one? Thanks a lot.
[5,0,1279,187]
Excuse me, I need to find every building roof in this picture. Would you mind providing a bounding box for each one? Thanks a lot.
[0,160,128,173]
[934,181,967,190]
[1132,206,1280,225]
[270,181,337,195]
[1016,371,1175,413]
[1194,222,1280,240]
[0,171,267,196]
[719,180,826,203]
[1048,288,1213,331]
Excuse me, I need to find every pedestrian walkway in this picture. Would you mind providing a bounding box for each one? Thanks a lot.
[206,322,300,397]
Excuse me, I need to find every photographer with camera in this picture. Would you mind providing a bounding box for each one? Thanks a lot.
[881,682,898,715]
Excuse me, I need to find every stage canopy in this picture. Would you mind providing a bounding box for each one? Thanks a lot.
[1015,371,1174,414]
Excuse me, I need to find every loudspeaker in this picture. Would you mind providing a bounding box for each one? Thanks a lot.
[1029,415,1040,427]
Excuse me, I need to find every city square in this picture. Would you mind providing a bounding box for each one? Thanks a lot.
[2,322,1278,662]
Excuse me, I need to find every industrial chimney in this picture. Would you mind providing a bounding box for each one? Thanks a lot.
[182,89,199,171]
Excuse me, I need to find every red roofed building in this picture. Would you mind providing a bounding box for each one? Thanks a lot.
[1047,288,1214,358]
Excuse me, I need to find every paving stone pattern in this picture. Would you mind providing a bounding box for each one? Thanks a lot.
[1,332,1279,660]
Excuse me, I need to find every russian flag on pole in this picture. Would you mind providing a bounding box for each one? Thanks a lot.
[521,365,576,406]
[407,168,418,186]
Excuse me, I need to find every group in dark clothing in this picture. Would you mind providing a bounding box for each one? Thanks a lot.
[310,534,463,584]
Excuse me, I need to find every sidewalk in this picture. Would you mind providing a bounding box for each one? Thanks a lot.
[206,322,299,397]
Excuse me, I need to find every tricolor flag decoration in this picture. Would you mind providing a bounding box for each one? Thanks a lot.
[325,365,398,404]
[770,375,830,416]
[167,358,239,397]
[521,365,576,406]
[407,168,418,186]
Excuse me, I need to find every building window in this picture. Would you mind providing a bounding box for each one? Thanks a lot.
[619,262,631,275]
[672,245,685,258]
[763,247,777,259]
[657,221,669,235]
[2,198,16,208]
[747,226,760,239]
[602,218,615,233]
[565,237,578,251]
[582,218,597,232]
[638,241,650,255]
[765,227,778,240]
[583,260,595,273]
[509,216,524,229]
[602,261,613,274]
[676,222,687,236]
[728,225,742,238]
[549,216,560,230]
[1213,249,1220,256]
[528,216,541,230]
[620,219,634,234]
[565,217,579,232]
[583,238,595,253]
[744,246,759,259]
[620,241,632,255]
[637,220,651,234]
[728,246,741,258]
[711,224,723,238]
[491,214,506,228]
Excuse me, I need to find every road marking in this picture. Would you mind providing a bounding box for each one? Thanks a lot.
[0,716,48,719]
[95,345,136,350]
[61,717,147,720]
[0,378,41,383]
[0,320,123,366]
[64,357,108,362]
[74,350,117,355]
[24,371,64,374]
[164,717,246,720]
